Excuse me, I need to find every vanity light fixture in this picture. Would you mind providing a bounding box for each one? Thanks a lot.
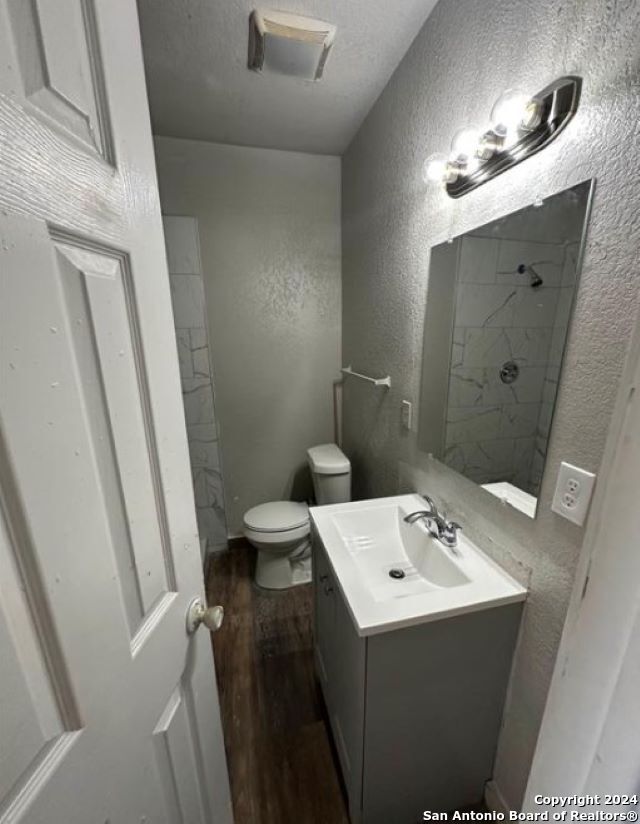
[450,126,482,161]
[422,153,457,184]
[423,76,581,197]
[490,89,541,145]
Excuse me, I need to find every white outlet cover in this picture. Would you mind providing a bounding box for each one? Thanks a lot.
[551,461,597,526]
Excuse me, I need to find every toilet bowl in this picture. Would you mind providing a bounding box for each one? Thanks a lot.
[244,501,311,590]
[243,444,351,590]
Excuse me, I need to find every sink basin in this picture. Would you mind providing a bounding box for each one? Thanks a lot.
[311,493,527,636]
[331,504,470,601]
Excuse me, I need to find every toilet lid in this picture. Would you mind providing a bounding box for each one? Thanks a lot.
[307,443,350,475]
[243,501,309,533]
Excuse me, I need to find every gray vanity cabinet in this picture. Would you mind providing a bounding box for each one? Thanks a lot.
[312,535,523,823]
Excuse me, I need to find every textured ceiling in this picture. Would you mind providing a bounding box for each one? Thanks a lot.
[136,0,439,155]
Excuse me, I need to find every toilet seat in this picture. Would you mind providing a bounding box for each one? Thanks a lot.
[243,501,310,549]
[243,502,312,589]
[243,501,309,533]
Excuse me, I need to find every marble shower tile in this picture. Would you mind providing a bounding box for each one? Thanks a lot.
[548,324,568,366]
[187,424,220,469]
[512,286,560,328]
[451,327,465,368]
[175,328,193,379]
[165,214,228,549]
[447,367,510,406]
[190,327,211,378]
[193,468,228,548]
[512,438,536,490]
[496,240,564,287]
[529,436,549,491]
[170,274,205,327]
[196,506,228,549]
[193,466,225,509]
[537,402,554,439]
[510,367,546,403]
[182,378,214,425]
[163,216,201,274]
[443,443,467,475]
[562,242,580,286]
[455,285,517,328]
[449,366,546,407]
[504,328,553,366]
[500,403,541,439]
[554,287,575,332]
[448,368,488,407]
[542,366,560,405]
[444,439,516,485]
[462,328,508,367]
[461,328,552,368]
[445,406,502,445]
[458,236,499,284]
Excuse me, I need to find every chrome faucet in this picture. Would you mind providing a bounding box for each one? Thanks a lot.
[403,495,462,549]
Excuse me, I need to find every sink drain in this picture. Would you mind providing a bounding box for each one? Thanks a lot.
[389,568,405,580]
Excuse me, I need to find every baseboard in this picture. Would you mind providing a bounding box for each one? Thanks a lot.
[227,535,246,548]
[484,780,512,815]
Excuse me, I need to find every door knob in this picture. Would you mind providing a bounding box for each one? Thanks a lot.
[186,597,224,634]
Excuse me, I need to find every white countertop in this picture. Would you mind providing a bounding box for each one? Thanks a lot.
[482,481,537,518]
[311,493,527,637]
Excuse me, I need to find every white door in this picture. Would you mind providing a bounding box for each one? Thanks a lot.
[0,1,232,822]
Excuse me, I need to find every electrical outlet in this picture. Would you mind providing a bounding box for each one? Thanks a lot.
[551,461,596,526]
[401,400,412,430]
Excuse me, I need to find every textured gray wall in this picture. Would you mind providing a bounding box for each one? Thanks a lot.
[155,137,341,535]
[342,0,640,810]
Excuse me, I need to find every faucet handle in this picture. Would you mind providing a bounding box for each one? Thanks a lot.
[441,520,462,548]
[421,494,439,517]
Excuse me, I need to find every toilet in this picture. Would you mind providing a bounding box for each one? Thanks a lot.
[243,443,351,590]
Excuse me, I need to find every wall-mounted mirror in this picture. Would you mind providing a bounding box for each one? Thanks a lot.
[418,180,594,518]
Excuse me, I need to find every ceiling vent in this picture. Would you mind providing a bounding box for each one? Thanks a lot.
[248,9,336,82]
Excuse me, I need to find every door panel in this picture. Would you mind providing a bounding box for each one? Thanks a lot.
[6,0,114,160]
[53,237,173,634]
[0,500,81,805]
[0,0,232,820]
[153,686,209,824]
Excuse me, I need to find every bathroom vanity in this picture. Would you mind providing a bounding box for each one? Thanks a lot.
[311,494,526,823]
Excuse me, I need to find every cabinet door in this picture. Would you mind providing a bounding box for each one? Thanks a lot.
[312,537,366,821]
[331,579,366,821]
[313,536,336,700]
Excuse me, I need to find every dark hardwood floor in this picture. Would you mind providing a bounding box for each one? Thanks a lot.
[206,543,350,824]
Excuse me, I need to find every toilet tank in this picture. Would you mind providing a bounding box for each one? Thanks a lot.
[307,444,351,504]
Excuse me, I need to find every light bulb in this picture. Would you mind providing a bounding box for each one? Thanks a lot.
[421,153,461,185]
[450,126,481,161]
[444,161,462,182]
[463,155,480,175]
[521,98,543,130]
[490,89,532,143]
[422,153,448,184]
[476,131,503,160]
